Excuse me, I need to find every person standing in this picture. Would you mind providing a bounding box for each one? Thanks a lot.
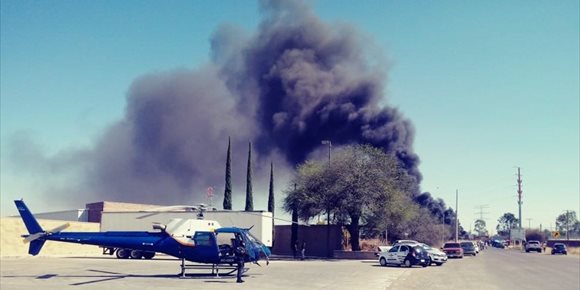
[301,241,306,261]
[235,239,247,283]
[293,242,298,259]
[542,242,547,253]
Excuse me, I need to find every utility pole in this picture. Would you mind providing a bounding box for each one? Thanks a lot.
[474,204,489,237]
[474,205,490,221]
[321,140,332,257]
[455,189,459,242]
[566,210,570,240]
[526,218,533,229]
[517,167,523,229]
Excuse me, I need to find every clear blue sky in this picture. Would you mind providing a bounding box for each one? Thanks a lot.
[1,0,579,234]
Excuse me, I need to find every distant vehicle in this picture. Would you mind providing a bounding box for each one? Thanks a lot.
[460,241,477,256]
[525,240,542,253]
[551,243,567,255]
[379,244,430,267]
[442,242,464,258]
[491,240,505,249]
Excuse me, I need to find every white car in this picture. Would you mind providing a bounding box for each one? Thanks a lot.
[375,246,393,257]
[378,244,429,267]
[419,243,448,266]
[525,240,542,253]
[392,241,448,266]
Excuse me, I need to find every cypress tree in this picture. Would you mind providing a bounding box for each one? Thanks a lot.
[245,142,254,211]
[223,137,232,210]
[268,162,274,214]
[268,161,275,247]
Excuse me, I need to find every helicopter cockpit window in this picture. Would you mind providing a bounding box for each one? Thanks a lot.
[193,232,212,247]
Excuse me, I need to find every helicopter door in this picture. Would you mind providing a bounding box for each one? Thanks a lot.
[192,231,219,262]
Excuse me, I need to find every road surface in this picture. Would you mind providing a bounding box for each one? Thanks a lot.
[1,248,578,289]
[390,247,580,290]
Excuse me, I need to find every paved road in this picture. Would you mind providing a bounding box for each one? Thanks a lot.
[390,247,580,290]
[0,256,407,290]
[1,249,578,289]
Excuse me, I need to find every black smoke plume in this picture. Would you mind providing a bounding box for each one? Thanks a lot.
[15,0,422,207]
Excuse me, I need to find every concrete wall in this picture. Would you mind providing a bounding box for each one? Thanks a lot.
[0,217,101,257]
[333,250,377,260]
[547,239,580,247]
[273,225,343,257]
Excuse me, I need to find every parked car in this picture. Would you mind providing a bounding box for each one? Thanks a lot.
[442,242,464,258]
[460,241,477,256]
[525,240,542,253]
[491,240,505,249]
[379,244,430,267]
[375,246,392,257]
[551,243,568,255]
[392,241,448,266]
[419,243,448,266]
[394,239,420,244]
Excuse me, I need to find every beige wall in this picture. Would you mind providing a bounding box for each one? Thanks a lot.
[0,217,102,257]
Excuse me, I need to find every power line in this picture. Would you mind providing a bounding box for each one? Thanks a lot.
[474,204,490,221]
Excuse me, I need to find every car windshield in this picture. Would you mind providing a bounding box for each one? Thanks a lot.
[554,244,565,249]
[528,241,540,245]
[421,244,432,250]
[460,242,474,248]
[444,243,460,248]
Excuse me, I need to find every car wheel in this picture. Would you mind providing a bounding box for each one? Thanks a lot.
[130,250,143,259]
[116,248,130,259]
[404,259,412,268]
[426,257,431,266]
[379,257,387,266]
[142,252,155,259]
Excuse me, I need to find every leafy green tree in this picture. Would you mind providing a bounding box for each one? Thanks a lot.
[496,213,519,237]
[556,211,579,235]
[284,144,415,251]
[245,142,254,211]
[474,219,488,237]
[223,137,232,210]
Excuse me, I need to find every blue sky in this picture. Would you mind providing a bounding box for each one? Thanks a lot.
[1,0,578,234]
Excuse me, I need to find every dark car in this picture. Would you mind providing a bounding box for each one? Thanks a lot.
[491,240,505,249]
[460,241,477,256]
[551,243,567,255]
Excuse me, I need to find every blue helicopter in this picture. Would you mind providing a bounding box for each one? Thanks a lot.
[14,200,271,277]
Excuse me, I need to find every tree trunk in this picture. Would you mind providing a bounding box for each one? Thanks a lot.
[291,206,298,256]
[349,215,361,251]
